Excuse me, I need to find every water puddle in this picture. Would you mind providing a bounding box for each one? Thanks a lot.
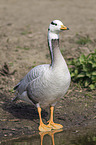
[1,127,96,145]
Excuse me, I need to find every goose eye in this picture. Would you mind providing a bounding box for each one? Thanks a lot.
[51,21,57,26]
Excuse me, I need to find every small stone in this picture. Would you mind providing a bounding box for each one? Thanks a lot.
[4,134,7,137]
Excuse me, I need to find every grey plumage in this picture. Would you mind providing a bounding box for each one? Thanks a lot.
[13,21,71,109]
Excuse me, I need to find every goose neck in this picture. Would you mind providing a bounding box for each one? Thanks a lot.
[48,31,64,68]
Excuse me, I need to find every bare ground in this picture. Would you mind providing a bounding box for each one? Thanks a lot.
[0,0,96,142]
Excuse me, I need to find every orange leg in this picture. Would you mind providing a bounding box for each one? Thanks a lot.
[39,131,55,145]
[39,129,63,145]
[38,107,51,132]
[47,106,63,130]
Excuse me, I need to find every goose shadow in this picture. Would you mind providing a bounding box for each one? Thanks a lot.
[0,93,48,121]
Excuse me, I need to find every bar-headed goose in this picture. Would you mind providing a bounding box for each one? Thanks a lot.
[13,20,71,132]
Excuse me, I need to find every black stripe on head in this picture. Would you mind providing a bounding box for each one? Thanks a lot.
[51,21,57,26]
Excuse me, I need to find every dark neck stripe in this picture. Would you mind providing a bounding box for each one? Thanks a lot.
[51,39,59,49]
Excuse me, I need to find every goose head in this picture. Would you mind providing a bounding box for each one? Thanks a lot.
[48,20,69,39]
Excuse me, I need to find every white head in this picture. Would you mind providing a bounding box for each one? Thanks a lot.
[48,20,69,39]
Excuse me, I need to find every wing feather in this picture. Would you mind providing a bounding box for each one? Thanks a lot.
[14,64,50,95]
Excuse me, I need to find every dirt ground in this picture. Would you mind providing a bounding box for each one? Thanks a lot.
[0,0,96,142]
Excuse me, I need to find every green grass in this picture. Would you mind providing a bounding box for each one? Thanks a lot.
[68,49,96,90]
[76,35,92,45]
[21,31,32,35]
[16,46,30,50]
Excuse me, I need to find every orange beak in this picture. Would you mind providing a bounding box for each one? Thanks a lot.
[60,25,69,30]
